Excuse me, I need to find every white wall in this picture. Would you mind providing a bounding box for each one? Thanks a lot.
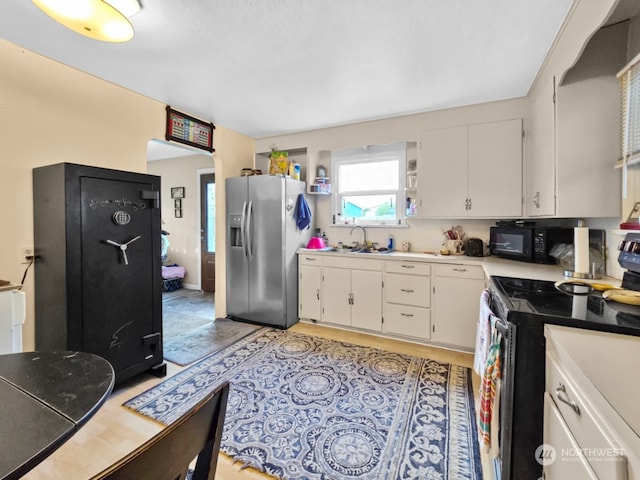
[0,39,165,350]
[0,38,254,349]
[147,154,214,288]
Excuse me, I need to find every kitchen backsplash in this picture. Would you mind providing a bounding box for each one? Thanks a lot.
[319,214,623,279]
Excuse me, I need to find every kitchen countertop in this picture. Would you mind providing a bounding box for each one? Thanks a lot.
[297,249,618,285]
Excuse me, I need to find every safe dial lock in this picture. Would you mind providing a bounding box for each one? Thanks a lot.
[105,236,141,265]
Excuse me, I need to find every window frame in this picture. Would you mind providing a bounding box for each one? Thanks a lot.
[331,142,407,226]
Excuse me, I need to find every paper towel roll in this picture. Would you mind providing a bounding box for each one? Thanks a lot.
[574,225,590,274]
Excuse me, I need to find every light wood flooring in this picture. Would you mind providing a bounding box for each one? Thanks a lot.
[25,321,487,480]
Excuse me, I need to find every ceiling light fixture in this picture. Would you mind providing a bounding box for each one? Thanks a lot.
[32,0,141,43]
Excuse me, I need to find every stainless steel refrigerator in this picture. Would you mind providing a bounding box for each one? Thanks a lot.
[226,175,313,328]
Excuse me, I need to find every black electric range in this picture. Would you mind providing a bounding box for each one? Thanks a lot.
[487,275,640,480]
[491,275,640,335]
[487,233,640,480]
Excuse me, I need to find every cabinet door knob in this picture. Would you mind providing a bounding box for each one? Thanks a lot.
[555,382,581,415]
[316,289,320,300]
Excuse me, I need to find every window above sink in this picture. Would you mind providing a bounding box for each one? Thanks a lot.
[331,141,408,226]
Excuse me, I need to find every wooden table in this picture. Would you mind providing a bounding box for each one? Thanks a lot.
[0,351,114,480]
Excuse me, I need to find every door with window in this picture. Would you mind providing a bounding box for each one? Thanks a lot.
[200,173,215,292]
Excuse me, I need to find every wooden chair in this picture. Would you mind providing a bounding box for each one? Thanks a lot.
[92,382,230,480]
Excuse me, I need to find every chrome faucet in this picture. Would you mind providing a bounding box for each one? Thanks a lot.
[350,225,367,249]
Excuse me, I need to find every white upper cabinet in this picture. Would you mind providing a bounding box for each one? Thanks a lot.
[418,126,468,218]
[525,0,624,218]
[468,119,523,217]
[555,76,621,218]
[527,75,557,217]
[418,119,523,218]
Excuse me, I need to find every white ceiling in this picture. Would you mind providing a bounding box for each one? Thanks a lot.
[1,0,574,140]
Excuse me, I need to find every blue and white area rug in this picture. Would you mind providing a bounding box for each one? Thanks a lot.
[124,328,483,480]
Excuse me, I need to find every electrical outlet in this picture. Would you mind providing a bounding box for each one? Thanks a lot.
[21,246,34,260]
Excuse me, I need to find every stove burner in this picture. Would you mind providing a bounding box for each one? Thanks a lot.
[553,280,592,296]
[491,275,640,325]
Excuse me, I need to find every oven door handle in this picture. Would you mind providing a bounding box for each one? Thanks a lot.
[494,316,508,336]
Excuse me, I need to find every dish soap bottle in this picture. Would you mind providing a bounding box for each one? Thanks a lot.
[387,234,394,251]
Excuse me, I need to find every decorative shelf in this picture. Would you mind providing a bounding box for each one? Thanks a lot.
[309,183,331,195]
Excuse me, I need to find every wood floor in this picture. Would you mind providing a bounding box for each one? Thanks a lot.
[25,321,486,480]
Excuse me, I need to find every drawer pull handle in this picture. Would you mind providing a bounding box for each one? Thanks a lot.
[401,265,415,269]
[555,383,581,415]
[305,257,317,261]
[452,268,467,272]
[400,313,414,317]
[400,288,415,293]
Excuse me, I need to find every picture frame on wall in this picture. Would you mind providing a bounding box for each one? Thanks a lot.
[165,106,215,153]
[171,187,185,199]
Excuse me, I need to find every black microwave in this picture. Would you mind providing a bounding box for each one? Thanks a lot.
[489,226,573,263]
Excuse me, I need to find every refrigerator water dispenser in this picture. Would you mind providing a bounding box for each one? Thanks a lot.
[229,214,244,247]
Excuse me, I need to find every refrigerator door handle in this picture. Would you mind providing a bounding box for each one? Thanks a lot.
[240,200,248,260]
[246,200,254,259]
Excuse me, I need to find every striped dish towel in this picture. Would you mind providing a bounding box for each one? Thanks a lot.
[478,317,502,455]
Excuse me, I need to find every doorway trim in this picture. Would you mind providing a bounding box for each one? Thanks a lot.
[196,167,215,290]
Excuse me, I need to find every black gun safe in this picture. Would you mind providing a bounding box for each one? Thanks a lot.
[33,163,166,384]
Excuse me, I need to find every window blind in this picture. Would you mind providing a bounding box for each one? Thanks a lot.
[619,52,640,164]
[617,52,640,198]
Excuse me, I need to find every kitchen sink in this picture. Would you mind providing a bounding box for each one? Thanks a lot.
[350,248,393,255]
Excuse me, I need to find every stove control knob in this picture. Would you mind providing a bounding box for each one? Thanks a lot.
[625,241,635,252]
[632,242,640,254]
[618,240,627,251]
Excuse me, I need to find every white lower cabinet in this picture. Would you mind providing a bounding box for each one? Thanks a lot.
[321,258,383,331]
[321,267,352,327]
[383,261,431,340]
[543,392,598,480]
[431,264,484,350]
[298,253,484,350]
[544,326,634,480]
[299,261,322,322]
